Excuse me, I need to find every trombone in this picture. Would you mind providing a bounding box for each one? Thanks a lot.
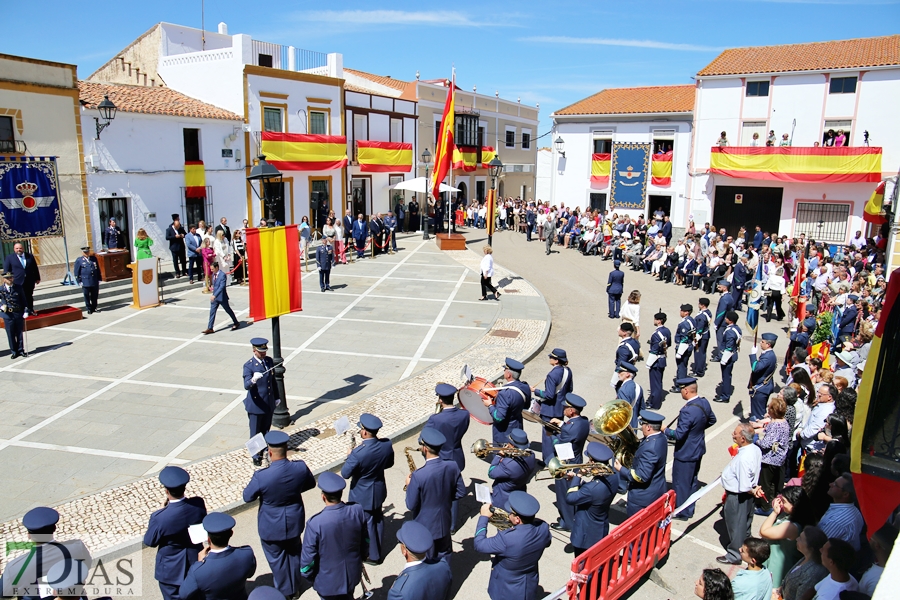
[470,439,531,459]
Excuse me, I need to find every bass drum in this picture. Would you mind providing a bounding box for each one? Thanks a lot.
[458,377,499,425]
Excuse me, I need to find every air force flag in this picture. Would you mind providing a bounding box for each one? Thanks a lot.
[610,143,650,210]
[0,157,64,240]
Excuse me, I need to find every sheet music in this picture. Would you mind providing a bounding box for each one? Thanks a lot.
[245,433,267,456]
[555,443,575,461]
[333,416,350,436]
[475,483,491,504]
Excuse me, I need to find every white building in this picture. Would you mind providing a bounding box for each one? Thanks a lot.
[688,35,900,244]
[550,85,694,225]
[78,81,245,258]
[535,147,552,203]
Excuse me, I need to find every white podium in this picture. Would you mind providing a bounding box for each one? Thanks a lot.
[130,257,161,310]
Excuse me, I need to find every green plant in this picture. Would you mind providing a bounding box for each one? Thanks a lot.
[810,312,833,345]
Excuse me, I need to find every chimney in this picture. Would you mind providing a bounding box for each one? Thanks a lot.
[218,22,228,35]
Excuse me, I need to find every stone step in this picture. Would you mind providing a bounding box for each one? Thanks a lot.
[31,270,198,312]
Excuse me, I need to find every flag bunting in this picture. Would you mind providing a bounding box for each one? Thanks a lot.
[260,132,348,171]
[452,146,496,171]
[863,181,887,224]
[709,146,881,183]
[245,224,303,321]
[185,161,206,198]
[590,153,611,188]
[356,140,412,173]
[431,77,455,199]
[651,151,673,186]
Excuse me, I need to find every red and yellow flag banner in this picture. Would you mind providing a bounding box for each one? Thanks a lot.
[485,188,496,239]
[245,224,303,321]
[651,151,673,186]
[863,180,887,224]
[356,140,412,173]
[480,146,496,167]
[260,132,348,171]
[709,146,881,183]
[451,146,497,171]
[590,153,611,188]
[185,161,206,198]
[432,77,455,198]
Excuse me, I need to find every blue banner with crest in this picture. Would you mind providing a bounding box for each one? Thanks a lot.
[0,156,64,240]
[609,143,650,210]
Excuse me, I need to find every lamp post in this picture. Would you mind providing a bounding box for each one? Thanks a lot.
[94,95,117,139]
[554,136,566,158]
[247,155,290,429]
[421,148,432,240]
[488,155,504,247]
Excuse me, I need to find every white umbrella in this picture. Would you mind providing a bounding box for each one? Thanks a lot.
[390,177,460,194]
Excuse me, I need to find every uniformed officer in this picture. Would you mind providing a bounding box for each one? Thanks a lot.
[388,521,452,600]
[615,362,644,429]
[646,311,671,410]
[711,281,735,360]
[732,254,750,311]
[616,411,668,517]
[714,311,742,404]
[427,383,470,533]
[300,472,367,600]
[405,428,466,563]
[474,491,552,600]
[73,247,101,314]
[670,304,696,391]
[607,259,625,318]
[242,431,315,598]
[564,442,617,555]
[179,513,257,600]
[486,358,530,446]
[246,587,282,600]
[692,298,712,377]
[784,317,815,375]
[613,323,641,380]
[748,332,778,421]
[550,393,590,532]
[665,378,717,520]
[0,271,25,358]
[488,428,536,509]
[531,348,573,463]
[243,338,277,466]
[341,413,394,564]
[144,466,208,600]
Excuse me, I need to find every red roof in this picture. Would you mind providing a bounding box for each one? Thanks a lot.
[78,81,241,121]
[554,85,694,116]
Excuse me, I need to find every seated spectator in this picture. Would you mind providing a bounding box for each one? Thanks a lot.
[814,539,859,599]
[818,474,864,551]
[731,537,773,600]
[781,526,829,600]
[858,523,897,596]
[695,568,735,600]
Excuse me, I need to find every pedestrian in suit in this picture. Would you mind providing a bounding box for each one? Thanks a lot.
[565,443,617,555]
[670,304,696,391]
[408,200,419,232]
[342,209,354,253]
[368,213,383,255]
[692,298,712,377]
[531,348,573,463]
[616,411,668,517]
[242,431,315,598]
[352,214,368,259]
[550,394,590,532]
[341,413,395,563]
[838,294,858,343]
[385,212,398,252]
[525,207,536,242]
[732,255,750,311]
[748,333,778,421]
[2,242,40,316]
[486,358,529,445]
[73,247,101,314]
[542,216,556,255]
[144,467,208,600]
[661,216,673,246]
[665,378,716,519]
[714,312,742,403]
[607,259,625,318]
[202,262,240,334]
[488,428,536,509]
[243,338,276,466]
[166,215,188,278]
[179,513,257,600]
[315,238,333,292]
[474,491,551,600]
[214,217,231,242]
[388,521,452,600]
[405,428,466,563]
[0,271,25,358]
[185,225,203,284]
[712,281,735,359]
[427,383,470,533]
[394,201,406,234]
[646,312,671,410]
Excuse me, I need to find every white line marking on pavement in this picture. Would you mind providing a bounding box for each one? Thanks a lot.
[306,348,440,362]
[284,313,483,330]
[0,439,189,464]
[395,262,467,269]
[670,527,726,554]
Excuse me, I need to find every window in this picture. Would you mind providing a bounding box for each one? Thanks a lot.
[505,130,515,148]
[263,107,283,133]
[746,81,770,97]
[823,120,852,147]
[258,54,273,68]
[593,138,612,154]
[522,132,531,150]
[741,121,767,146]
[0,116,14,153]
[829,77,857,94]
[478,126,485,147]
[435,120,441,145]
[309,110,328,135]
[652,130,675,154]
[353,113,368,142]
[390,118,403,143]
[455,114,479,147]
[183,128,200,162]
[795,202,851,243]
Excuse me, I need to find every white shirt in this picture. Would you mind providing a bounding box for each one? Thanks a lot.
[620,302,640,324]
[801,401,835,451]
[858,564,883,596]
[480,254,494,278]
[812,573,858,600]
[721,443,761,493]
[401,559,424,572]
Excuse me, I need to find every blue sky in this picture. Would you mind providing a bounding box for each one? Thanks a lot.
[4,1,898,137]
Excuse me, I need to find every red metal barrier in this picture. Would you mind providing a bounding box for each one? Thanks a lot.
[566,491,675,600]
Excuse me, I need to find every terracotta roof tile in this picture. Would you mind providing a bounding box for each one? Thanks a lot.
[698,35,900,77]
[554,85,694,116]
[78,81,242,121]
[343,68,410,92]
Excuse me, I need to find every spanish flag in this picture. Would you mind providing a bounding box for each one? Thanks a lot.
[452,146,479,172]
[481,146,496,167]
[260,132,348,171]
[432,75,455,199]
[185,161,206,198]
[709,146,881,183]
[863,181,887,224]
[651,151,673,186]
[357,140,412,173]
[591,153,611,188]
[245,225,303,321]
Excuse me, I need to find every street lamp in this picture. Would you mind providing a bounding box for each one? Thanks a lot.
[246,155,290,429]
[94,95,117,139]
[554,136,566,158]
[421,148,432,240]
[488,155,504,247]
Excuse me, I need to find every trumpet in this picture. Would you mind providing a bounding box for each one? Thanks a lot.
[402,447,418,491]
[535,456,615,480]
[470,439,531,459]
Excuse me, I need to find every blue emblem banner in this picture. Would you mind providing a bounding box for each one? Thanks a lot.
[609,143,650,210]
[0,156,64,240]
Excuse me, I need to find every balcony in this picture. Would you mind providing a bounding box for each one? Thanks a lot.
[709,146,882,184]
[251,41,328,75]
[0,139,26,154]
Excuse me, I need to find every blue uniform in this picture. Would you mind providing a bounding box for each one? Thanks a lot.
[748,349,777,420]
[717,324,742,401]
[300,502,367,599]
[242,459,316,597]
[668,397,716,517]
[607,268,625,318]
[673,316,696,383]
[618,432,668,516]
[489,381,529,445]
[340,436,394,562]
[144,497,208,600]
[427,405,470,531]
[387,560,452,600]
[732,262,749,310]
[692,309,712,377]
[315,244,332,291]
[405,457,466,562]
[552,416,590,530]
[616,379,645,429]
[179,545,256,600]
[838,305,857,339]
[208,270,239,330]
[489,452,536,509]
[713,294,735,355]
[473,516,552,600]
[0,283,25,356]
[73,254,101,313]
[614,338,640,370]
[564,474,617,552]
[243,356,276,461]
[647,327,671,410]
[535,365,573,462]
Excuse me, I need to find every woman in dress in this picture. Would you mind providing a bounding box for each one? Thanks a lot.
[199,238,216,293]
[322,217,337,267]
[479,245,500,301]
[780,526,829,600]
[834,129,847,147]
[232,229,245,284]
[134,228,153,259]
[620,290,642,340]
[332,217,346,265]
[299,216,311,259]
[214,230,233,284]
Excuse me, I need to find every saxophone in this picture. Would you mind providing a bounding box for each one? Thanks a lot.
[402,447,418,491]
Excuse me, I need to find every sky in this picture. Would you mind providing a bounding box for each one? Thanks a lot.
[4,0,899,138]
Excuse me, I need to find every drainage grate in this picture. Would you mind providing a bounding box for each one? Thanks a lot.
[503,289,519,294]
[490,330,520,338]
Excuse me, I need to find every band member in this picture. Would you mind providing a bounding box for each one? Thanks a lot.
[485,358,529,445]
[616,411,668,517]
[748,333,778,421]
[73,247,101,314]
[179,513,257,600]
[0,271,25,358]
[565,442,617,555]
[427,383,470,533]
[712,281,734,360]
[614,362,644,428]
[646,312,671,410]
[715,311,742,403]
[607,259,624,318]
[665,377,716,520]
[243,338,276,466]
[670,304,696,391]
[550,393,590,532]
[692,298,712,377]
[614,322,640,381]
[489,429,536,509]
[474,491,551,600]
[388,521,452,600]
[531,348,573,463]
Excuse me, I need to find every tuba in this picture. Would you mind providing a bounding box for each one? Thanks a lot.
[402,447,418,491]
[592,400,640,469]
[470,439,531,459]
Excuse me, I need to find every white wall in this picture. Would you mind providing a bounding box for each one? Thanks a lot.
[536,148,551,202]
[157,36,249,115]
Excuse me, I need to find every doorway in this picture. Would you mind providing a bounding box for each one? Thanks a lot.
[713,185,783,239]
[98,197,132,259]
[262,182,286,225]
[351,178,368,218]
[648,194,671,219]
[476,180,486,203]
[589,193,607,213]
[457,181,468,205]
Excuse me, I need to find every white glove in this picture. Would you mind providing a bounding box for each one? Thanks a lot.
[251,372,263,383]
[751,346,759,355]
[0,305,6,313]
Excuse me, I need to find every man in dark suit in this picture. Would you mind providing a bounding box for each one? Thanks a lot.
[616,410,668,516]
[341,413,395,563]
[369,213,384,255]
[352,214,368,259]
[342,209,354,254]
[185,225,203,284]
[665,378,716,519]
[426,384,470,533]
[732,254,750,311]
[388,521,452,600]
[661,215,673,246]
[3,242,40,316]
[607,259,625,318]
[214,217,231,242]
[838,294,859,343]
[748,333,778,421]
[243,338,277,466]
[0,271,25,357]
[179,513,256,600]
[564,442,617,555]
[525,206,536,241]
[144,466,208,600]
[165,215,187,278]
[752,226,763,251]
[202,262,239,334]
[73,247,101,314]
